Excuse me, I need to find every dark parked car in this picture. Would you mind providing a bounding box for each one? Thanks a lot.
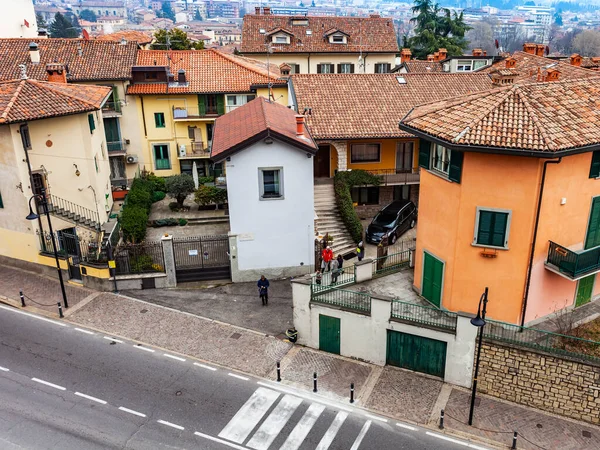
[365,200,417,245]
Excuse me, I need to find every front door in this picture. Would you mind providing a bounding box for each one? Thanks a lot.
[386,330,447,378]
[576,275,595,307]
[422,252,444,307]
[319,314,340,354]
[314,145,330,178]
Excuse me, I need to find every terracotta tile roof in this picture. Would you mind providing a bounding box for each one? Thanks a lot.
[290,73,494,140]
[0,79,111,124]
[0,38,138,82]
[482,51,596,83]
[581,57,600,69]
[211,97,317,159]
[397,60,444,73]
[96,30,153,45]
[241,15,398,53]
[127,49,285,94]
[400,78,600,153]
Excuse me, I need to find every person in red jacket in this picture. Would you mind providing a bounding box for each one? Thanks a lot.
[321,246,333,272]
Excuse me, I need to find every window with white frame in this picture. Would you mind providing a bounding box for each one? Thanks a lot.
[473,207,512,249]
[351,143,380,163]
[226,94,256,112]
[338,63,354,73]
[330,34,346,44]
[473,60,488,70]
[456,60,473,71]
[431,143,451,176]
[272,34,290,44]
[259,168,283,199]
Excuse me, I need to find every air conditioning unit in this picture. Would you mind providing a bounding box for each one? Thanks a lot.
[179,144,187,157]
[126,155,138,164]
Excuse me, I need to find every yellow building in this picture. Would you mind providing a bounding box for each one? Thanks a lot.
[127,49,288,179]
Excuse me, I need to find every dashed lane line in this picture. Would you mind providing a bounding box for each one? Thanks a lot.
[0,366,9,372]
[118,406,146,418]
[133,345,155,353]
[396,423,416,431]
[0,304,67,327]
[31,378,66,391]
[103,336,123,343]
[228,373,249,381]
[75,392,107,405]
[193,362,217,371]
[163,354,186,362]
[365,414,388,423]
[425,431,491,450]
[74,328,94,335]
[157,420,184,430]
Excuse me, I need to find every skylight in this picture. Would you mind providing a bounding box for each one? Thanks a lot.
[396,76,407,84]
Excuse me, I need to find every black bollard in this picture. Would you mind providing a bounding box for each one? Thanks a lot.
[57,302,64,318]
[350,383,355,403]
[511,431,518,449]
[277,362,281,382]
[313,372,317,393]
[19,290,25,307]
[439,409,445,429]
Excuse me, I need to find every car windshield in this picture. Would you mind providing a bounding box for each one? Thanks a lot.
[373,213,396,227]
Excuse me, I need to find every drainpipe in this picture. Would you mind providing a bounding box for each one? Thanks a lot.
[521,157,562,327]
[307,53,311,74]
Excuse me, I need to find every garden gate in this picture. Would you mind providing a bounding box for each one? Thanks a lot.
[172,235,230,282]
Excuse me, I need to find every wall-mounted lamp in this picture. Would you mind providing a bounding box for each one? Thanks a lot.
[73,164,80,177]
[264,136,274,145]
[306,153,312,158]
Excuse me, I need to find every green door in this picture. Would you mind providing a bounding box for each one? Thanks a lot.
[319,315,340,354]
[104,117,121,151]
[576,275,595,307]
[422,252,444,307]
[386,330,447,378]
[585,197,600,249]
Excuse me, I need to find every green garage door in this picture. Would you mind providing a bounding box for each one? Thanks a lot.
[422,252,444,307]
[386,330,447,378]
[319,315,340,354]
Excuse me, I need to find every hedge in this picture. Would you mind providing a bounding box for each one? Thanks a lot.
[120,205,149,243]
[333,170,381,244]
[120,174,166,243]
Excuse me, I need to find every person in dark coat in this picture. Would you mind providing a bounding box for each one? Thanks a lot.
[337,254,344,269]
[257,275,270,306]
[357,241,365,262]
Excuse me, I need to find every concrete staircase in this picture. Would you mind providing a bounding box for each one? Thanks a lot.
[314,183,356,257]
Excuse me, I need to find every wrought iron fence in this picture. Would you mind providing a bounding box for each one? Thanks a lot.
[372,248,411,277]
[39,231,109,264]
[107,221,121,248]
[311,266,355,295]
[367,168,420,186]
[311,287,371,313]
[391,300,458,332]
[483,318,600,363]
[114,241,165,275]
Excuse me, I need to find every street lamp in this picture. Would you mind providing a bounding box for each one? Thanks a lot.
[468,287,489,426]
[26,188,69,308]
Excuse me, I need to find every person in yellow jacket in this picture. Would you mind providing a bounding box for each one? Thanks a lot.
[356,241,364,261]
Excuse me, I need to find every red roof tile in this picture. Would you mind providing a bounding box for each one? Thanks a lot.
[400,78,600,153]
[127,49,285,94]
[212,97,317,159]
[241,15,398,54]
[397,60,444,73]
[290,73,494,140]
[96,30,153,45]
[0,79,111,124]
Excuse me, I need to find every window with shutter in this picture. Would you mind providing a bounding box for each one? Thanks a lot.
[154,112,165,128]
[350,143,380,162]
[474,208,511,249]
[198,94,206,115]
[0,191,3,208]
[216,95,225,115]
[590,151,600,178]
[585,196,600,249]
[19,124,31,150]
[448,150,463,183]
[418,139,431,169]
[88,114,95,133]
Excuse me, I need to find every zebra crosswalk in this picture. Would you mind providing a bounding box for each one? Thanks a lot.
[218,387,370,450]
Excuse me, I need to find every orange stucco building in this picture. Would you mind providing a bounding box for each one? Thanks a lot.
[400,78,600,325]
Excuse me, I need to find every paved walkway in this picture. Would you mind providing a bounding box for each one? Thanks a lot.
[1,265,599,450]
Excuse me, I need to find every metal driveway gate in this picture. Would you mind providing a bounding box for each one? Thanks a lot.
[173,235,230,282]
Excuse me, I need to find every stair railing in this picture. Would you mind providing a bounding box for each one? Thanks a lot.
[47,195,100,230]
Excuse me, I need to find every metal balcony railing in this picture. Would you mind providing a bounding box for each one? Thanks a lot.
[107,140,126,152]
[173,106,219,119]
[367,168,420,186]
[102,101,121,114]
[546,241,600,279]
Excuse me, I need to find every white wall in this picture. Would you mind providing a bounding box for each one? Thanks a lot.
[248,53,397,74]
[0,0,37,38]
[226,138,315,281]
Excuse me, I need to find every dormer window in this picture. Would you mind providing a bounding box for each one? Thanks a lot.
[274,35,289,44]
[330,33,347,44]
[291,18,309,26]
[267,28,294,45]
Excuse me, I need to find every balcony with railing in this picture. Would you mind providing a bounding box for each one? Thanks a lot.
[545,241,600,280]
[173,106,219,120]
[367,169,420,186]
[102,100,122,116]
[178,141,211,159]
[107,140,126,154]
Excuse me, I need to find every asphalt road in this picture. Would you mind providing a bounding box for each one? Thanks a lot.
[0,303,489,450]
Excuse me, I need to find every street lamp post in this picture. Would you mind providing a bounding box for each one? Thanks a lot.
[26,188,69,308]
[468,287,489,426]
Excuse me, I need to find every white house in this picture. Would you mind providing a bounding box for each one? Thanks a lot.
[212,97,318,282]
[1,0,38,38]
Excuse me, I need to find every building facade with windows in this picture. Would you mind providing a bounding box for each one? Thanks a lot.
[400,79,600,325]
[212,97,317,281]
[241,10,399,75]
[127,49,288,180]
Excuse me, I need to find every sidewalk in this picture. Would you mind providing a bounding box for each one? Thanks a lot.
[1,265,599,449]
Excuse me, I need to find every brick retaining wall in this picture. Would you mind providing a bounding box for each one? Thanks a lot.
[479,341,600,424]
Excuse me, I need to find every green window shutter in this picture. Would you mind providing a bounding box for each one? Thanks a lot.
[350,64,355,73]
[477,211,508,247]
[590,151,600,178]
[216,95,225,115]
[0,191,3,208]
[316,64,322,74]
[88,114,95,133]
[418,139,431,169]
[448,150,463,183]
[585,197,600,249]
[198,94,206,116]
[154,112,165,128]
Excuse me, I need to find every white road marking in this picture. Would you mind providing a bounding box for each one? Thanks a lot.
[133,345,155,353]
[118,406,146,417]
[365,414,388,423]
[0,304,67,327]
[425,432,490,449]
[247,394,303,450]
[257,381,353,413]
[74,392,107,405]
[315,411,348,450]
[194,431,247,450]
[350,420,371,450]
[74,328,94,335]
[228,373,249,381]
[396,423,416,431]
[103,336,123,343]
[218,387,280,444]
[163,353,186,362]
[0,366,9,372]
[31,378,66,391]
[193,362,217,371]
[157,420,184,430]
[279,403,326,450]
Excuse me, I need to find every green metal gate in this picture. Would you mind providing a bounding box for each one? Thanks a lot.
[386,330,447,378]
[422,252,443,307]
[576,275,595,307]
[319,315,340,355]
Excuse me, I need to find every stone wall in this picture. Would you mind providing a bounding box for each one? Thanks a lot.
[478,341,600,424]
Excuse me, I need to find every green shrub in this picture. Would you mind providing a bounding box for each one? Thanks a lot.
[147,173,167,192]
[130,177,153,194]
[130,254,154,273]
[127,188,152,212]
[152,191,166,203]
[198,176,215,185]
[120,206,149,243]
[178,218,188,226]
[194,185,227,208]
[168,201,180,211]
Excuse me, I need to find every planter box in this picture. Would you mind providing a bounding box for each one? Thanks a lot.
[112,190,128,201]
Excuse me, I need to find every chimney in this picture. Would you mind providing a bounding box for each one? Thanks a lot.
[433,51,440,61]
[255,6,260,14]
[523,43,536,55]
[427,54,434,62]
[168,72,175,83]
[472,48,483,57]
[37,28,48,38]
[177,69,186,83]
[263,6,271,15]
[490,69,518,86]
[46,63,67,83]
[483,50,487,56]
[505,57,516,68]
[29,42,40,64]
[543,68,560,82]
[536,44,546,57]
[400,48,412,63]
[570,53,582,67]
[438,48,447,60]
[295,115,305,136]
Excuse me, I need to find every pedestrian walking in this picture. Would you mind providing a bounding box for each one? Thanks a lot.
[331,257,340,284]
[257,275,270,306]
[357,241,365,262]
[315,269,322,285]
[336,254,344,269]
[321,246,333,272]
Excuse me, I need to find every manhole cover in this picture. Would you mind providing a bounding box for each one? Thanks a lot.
[583,431,592,438]
[176,391,182,396]
[536,424,543,429]
[140,309,148,314]
[230,332,242,340]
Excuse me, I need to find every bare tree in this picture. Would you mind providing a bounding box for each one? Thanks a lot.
[466,20,495,55]
[499,25,526,53]
[572,29,600,56]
